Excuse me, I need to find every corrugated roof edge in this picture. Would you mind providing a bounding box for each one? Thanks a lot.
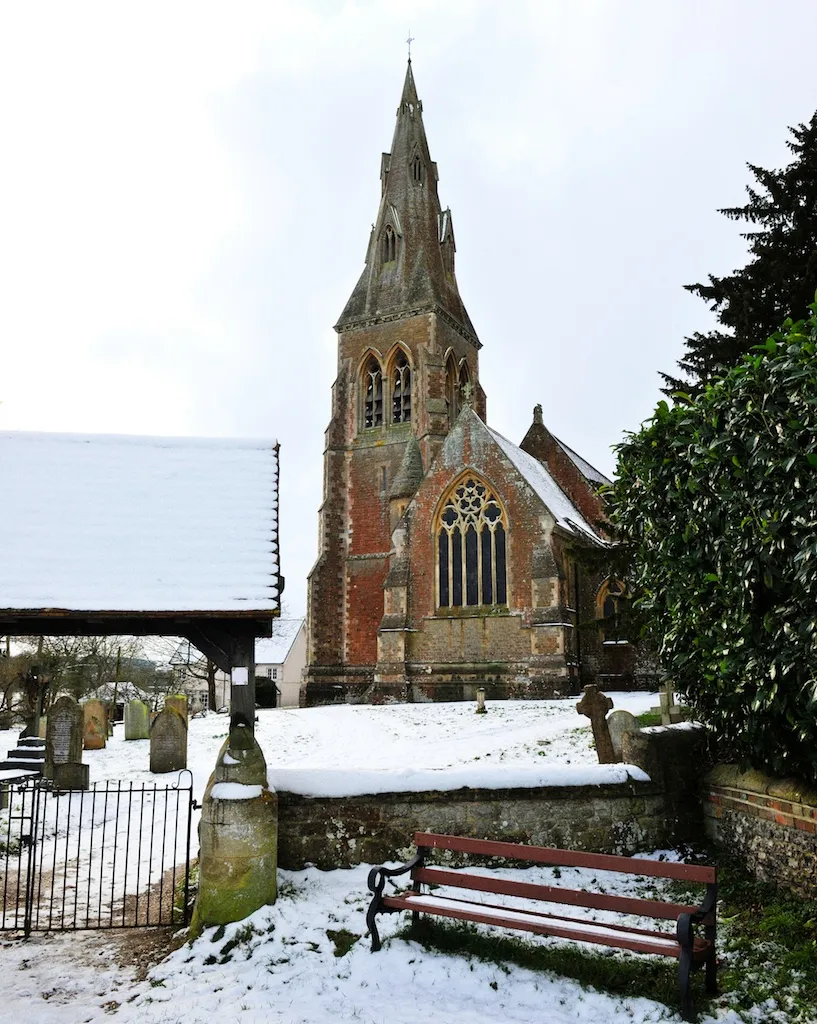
[0,430,279,449]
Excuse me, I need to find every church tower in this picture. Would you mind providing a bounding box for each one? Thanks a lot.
[302,62,484,705]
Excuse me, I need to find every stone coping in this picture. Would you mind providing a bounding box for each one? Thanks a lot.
[706,764,817,808]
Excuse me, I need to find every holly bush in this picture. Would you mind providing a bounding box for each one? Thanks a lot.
[609,303,817,783]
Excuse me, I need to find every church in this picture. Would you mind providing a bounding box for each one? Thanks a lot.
[302,62,645,705]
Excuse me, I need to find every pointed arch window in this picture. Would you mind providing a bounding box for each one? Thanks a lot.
[445,355,459,427]
[391,351,411,424]
[437,477,507,608]
[382,225,397,263]
[411,154,424,184]
[597,579,629,643]
[363,355,384,428]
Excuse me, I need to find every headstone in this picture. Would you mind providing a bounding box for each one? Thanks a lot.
[150,707,188,773]
[124,699,150,740]
[659,682,683,725]
[576,684,616,764]
[606,709,641,761]
[38,716,48,739]
[165,694,188,720]
[45,696,83,779]
[82,700,108,750]
[53,762,90,791]
[475,688,487,714]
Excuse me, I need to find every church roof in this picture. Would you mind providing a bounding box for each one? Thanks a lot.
[388,433,424,499]
[0,431,280,613]
[336,62,479,345]
[553,437,611,487]
[486,425,602,543]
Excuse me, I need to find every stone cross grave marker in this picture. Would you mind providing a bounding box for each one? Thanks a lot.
[45,696,84,779]
[83,700,108,750]
[576,685,616,764]
[150,707,188,774]
[606,709,641,762]
[659,682,683,725]
[124,699,150,740]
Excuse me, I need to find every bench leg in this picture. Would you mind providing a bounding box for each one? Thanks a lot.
[678,950,695,1022]
[366,897,382,952]
[705,945,717,994]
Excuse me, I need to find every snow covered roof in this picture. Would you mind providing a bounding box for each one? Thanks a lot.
[487,427,602,542]
[554,437,611,487]
[256,618,305,665]
[0,431,280,613]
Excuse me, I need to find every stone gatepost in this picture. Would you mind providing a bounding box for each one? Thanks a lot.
[190,719,277,937]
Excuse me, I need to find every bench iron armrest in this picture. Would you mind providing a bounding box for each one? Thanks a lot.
[367,849,426,952]
[690,883,717,925]
[367,851,426,896]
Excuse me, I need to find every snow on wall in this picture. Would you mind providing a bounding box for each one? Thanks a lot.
[0,431,280,611]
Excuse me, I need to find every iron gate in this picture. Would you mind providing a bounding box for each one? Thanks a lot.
[1,771,195,934]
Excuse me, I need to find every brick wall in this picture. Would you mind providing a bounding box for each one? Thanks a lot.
[703,764,817,899]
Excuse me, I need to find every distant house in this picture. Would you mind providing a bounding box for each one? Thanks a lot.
[255,619,307,708]
[171,619,307,712]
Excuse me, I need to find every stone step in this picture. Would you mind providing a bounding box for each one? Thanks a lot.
[0,759,43,775]
[7,748,45,760]
[18,738,46,748]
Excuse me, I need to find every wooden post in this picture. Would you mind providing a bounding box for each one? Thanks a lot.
[230,635,256,732]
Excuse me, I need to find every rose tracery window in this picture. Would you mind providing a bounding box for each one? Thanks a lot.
[392,352,411,423]
[363,356,383,428]
[438,478,507,608]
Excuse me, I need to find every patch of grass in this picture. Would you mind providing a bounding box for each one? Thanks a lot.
[398,917,702,1013]
[326,928,360,957]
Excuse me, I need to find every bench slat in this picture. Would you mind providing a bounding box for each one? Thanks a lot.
[412,892,683,942]
[413,833,716,884]
[413,866,700,922]
[382,894,712,960]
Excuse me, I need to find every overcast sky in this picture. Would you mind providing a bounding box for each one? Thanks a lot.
[2,1,815,618]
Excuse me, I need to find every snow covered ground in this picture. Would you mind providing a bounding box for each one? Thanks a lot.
[0,694,751,1023]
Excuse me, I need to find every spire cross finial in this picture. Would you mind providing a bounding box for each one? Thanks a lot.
[406,31,414,60]
[461,382,475,407]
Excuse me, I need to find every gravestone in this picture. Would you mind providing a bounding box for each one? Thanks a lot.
[53,762,90,791]
[83,700,108,750]
[576,684,615,764]
[606,709,641,762]
[659,682,683,726]
[124,699,150,740]
[45,696,83,779]
[38,717,48,739]
[475,688,487,714]
[150,707,188,774]
[164,694,188,720]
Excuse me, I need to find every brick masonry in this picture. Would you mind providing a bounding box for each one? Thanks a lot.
[703,764,817,899]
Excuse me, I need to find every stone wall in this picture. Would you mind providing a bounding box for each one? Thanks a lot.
[703,764,817,899]
[278,779,668,870]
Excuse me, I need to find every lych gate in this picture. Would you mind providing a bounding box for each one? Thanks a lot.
[0,430,282,931]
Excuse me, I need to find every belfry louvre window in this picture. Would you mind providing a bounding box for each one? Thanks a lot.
[437,477,507,608]
[383,225,397,263]
[363,356,383,428]
[392,352,411,423]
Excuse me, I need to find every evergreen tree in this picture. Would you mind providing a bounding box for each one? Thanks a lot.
[664,111,817,393]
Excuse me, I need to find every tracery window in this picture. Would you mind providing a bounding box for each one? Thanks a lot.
[411,154,423,184]
[363,356,383,428]
[437,477,507,608]
[392,352,411,423]
[383,225,397,263]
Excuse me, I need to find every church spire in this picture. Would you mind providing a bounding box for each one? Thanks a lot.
[336,61,479,346]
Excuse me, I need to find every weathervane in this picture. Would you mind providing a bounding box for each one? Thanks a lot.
[406,31,415,60]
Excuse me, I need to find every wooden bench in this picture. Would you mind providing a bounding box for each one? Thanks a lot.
[367,832,717,1021]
